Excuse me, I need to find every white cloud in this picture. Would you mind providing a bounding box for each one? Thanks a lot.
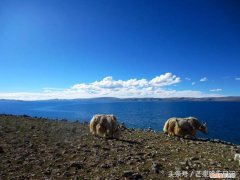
[200,77,208,82]
[0,73,222,100]
[210,88,222,92]
[235,77,240,81]
[149,73,181,86]
[185,77,191,81]
[192,82,196,85]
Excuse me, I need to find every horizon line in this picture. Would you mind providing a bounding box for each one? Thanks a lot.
[1,96,240,102]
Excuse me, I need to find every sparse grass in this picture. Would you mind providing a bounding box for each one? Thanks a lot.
[0,114,239,179]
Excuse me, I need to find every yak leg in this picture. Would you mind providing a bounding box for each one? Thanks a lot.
[168,122,176,136]
[96,125,107,138]
[188,129,196,139]
[174,125,183,137]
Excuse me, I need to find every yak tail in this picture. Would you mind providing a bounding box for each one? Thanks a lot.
[175,119,179,127]
[163,119,170,133]
[89,116,99,134]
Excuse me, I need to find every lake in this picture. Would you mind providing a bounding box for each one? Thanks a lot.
[0,100,239,144]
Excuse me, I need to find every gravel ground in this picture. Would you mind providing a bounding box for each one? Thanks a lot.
[0,114,239,179]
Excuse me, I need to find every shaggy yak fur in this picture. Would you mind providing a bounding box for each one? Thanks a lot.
[163,117,207,138]
[90,114,120,139]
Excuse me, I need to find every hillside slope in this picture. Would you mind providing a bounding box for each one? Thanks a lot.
[0,114,239,179]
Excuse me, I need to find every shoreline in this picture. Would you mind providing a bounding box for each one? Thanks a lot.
[1,113,239,146]
[0,114,239,179]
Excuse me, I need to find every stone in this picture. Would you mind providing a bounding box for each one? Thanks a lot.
[44,170,51,176]
[70,162,84,170]
[117,160,124,164]
[213,139,221,143]
[122,171,134,177]
[151,162,161,174]
[122,171,142,179]
[234,153,240,161]
[0,146,4,153]
[55,142,61,146]
[210,161,217,166]
[179,161,186,166]
[146,127,152,132]
[176,148,181,152]
[190,157,199,161]
[61,150,67,155]
[100,163,111,169]
[63,171,71,177]
[131,173,142,179]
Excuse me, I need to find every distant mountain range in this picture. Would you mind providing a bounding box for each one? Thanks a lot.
[1,96,240,102]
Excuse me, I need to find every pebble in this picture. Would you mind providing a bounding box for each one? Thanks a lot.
[131,173,142,179]
[234,153,240,161]
[210,161,217,165]
[70,162,84,170]
[146,127,152,132]
[212,139,221,143]
[0,146,4,153]
[61,150,67,155]
[117,159,124,164]
[189,157,199,161]
[100,163,111,169]
[122,171,142,179]
[161,158,166,161]
[52,168,60,174]
[122,170,134,177]
[151,162,161,174]
[179,161,186,166]
[44,170,51,176]
[176,148,181,152]
[63,171,71,177]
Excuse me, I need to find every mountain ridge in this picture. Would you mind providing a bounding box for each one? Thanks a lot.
[1,96,240,102]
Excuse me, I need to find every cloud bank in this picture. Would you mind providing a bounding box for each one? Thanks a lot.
[210,88,222,92]
[0,73,222,100]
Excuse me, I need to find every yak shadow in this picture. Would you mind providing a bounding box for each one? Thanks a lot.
[117,139,141,145]
[102,137,141,145]
[94,136,141,145]
[170,135,208,142]
[170,135,233,145]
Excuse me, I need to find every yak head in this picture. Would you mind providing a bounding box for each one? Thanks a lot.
[199,122,208,134]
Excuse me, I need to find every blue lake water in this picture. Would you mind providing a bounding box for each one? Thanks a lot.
[0,100,239,144]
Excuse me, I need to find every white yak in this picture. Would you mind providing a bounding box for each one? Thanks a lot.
[89,114,120,139]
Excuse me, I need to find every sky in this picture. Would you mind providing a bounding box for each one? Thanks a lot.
[0,0,240,100]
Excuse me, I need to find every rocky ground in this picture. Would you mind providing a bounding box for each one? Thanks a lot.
[0,114,239,179]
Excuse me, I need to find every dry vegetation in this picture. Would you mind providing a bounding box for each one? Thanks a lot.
[0,114,239,179]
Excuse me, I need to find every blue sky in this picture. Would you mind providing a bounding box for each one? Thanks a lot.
[0,0,240,100]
